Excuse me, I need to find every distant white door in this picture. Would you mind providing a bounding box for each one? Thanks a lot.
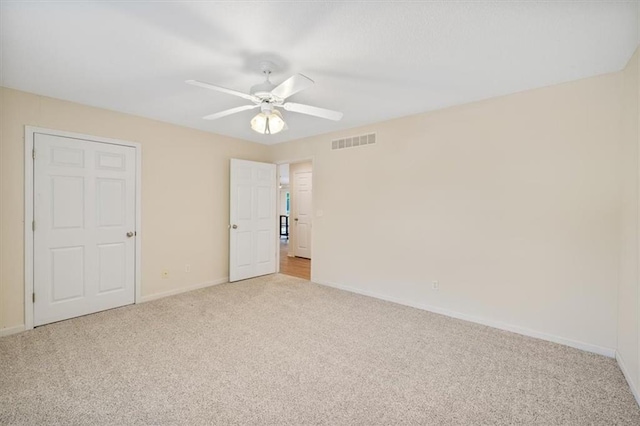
[229,159,277,282]
[33,133,136,326]
[294,171,312,259]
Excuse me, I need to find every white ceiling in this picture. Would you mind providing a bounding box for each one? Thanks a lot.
[1,1,637,145]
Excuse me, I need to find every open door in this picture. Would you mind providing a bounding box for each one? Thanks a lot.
[293,169,312,259]
[229,159,277,282]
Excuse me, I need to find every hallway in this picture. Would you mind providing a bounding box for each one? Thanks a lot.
[279,239,311,280]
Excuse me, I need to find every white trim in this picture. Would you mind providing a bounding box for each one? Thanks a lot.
[274,157,315,166]
[0,325,26,338]
[24,126,142,330]
[138,277,228,303]
[134,138,142,304]
[3,278,228,335]
[24,128,34,330]
[315,279,616,358]
[616,351,640,407]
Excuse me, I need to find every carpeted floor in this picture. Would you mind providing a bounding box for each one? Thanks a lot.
[1,274,639,425]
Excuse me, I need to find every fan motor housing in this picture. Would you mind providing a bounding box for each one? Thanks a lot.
[250,81,276,96]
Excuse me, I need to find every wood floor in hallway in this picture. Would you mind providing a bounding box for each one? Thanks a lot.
[279,239,311,280]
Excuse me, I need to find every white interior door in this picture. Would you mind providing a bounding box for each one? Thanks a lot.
[294,171,312,259]
[229,159,277,282]
[33,133,136,326]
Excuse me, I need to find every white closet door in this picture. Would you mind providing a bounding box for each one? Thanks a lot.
[229,159,277,282]
[34,133,136,326]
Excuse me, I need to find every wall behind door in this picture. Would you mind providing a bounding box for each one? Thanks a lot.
[0,87,270,332]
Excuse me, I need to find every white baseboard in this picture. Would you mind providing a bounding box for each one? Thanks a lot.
[0,324,26,338]
[138,277,229,303]
[616,351,640,407]
[1,279,229,338]
[315,279,616,358]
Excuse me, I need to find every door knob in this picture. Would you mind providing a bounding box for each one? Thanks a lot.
[126,231,135,238]
[232,224,238,229]
[294,218,299,221]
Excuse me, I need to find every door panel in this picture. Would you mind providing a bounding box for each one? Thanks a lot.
[51,176,84,228]
[97,243,126,293]
[51,246,85,302]
[96,178,126,227]
[34,133,136,326]
[96,151,126,170]
[229,159,276,282]
[236,232,253,267]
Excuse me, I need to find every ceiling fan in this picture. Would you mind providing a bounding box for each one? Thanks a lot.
[186,64,343,135]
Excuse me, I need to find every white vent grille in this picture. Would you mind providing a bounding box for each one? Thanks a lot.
[331,132,376,151]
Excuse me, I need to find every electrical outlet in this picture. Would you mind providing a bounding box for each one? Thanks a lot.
[432,280,439,290]
[185,264,191,273]
[161,269,169,279]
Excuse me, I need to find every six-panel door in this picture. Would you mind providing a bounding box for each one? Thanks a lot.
[229,159,277,282]
[294,171,312,259]
[33,133,136,326]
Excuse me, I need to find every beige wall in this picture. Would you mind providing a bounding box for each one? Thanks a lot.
[269,72,623,354]
[618,48,640,398]
[0,87,269,331]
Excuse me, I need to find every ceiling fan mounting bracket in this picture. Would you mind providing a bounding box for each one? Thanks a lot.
[249,61,280,98]
[258,61,277,76]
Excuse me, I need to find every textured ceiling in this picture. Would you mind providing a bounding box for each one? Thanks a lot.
[1,1,637,145]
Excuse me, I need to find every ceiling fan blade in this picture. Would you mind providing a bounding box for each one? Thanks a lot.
[186,79,258,103]
[282,102,343,121]
[203,104,259,120]
[270,74,314,100]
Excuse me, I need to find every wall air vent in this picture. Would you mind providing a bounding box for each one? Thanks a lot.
[331,132,376,151]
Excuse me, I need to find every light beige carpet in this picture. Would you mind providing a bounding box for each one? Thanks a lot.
[1,273,639,425]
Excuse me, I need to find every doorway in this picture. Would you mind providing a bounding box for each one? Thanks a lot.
[278,161,312,280]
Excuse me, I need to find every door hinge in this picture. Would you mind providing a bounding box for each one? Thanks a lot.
[32,293,35,303]
[32,220,35,231]
[32,149,35,160]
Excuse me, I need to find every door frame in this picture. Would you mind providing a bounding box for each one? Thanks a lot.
[274,157,314,278]
[23,126,142,330]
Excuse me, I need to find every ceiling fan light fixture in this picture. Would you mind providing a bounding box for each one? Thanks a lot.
[250,109,286,135]
[187,71,342,133]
